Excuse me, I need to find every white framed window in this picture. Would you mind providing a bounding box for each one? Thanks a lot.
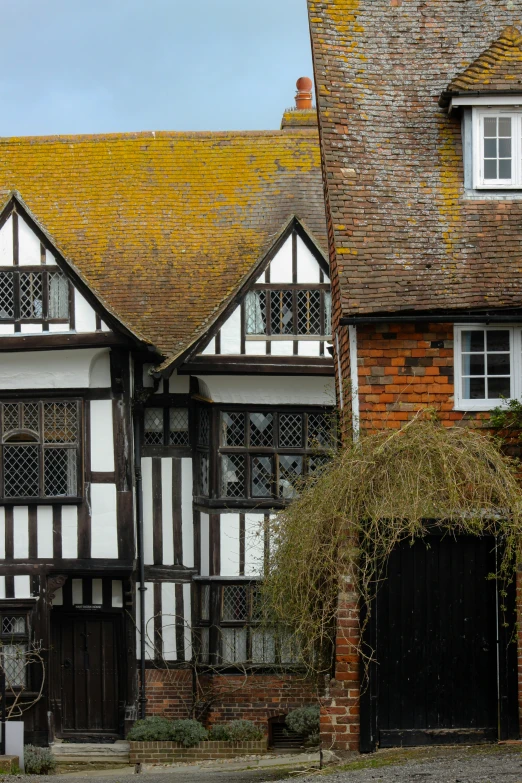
[453,325,522,410]
[473,108,522,188]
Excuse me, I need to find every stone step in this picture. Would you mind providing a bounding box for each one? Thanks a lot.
[50,741,130,764]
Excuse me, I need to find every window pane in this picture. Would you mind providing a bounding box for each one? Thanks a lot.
[169,408,189,446]
[487,353,510,376]
[48,271,69,319]
[222,585,248,622]
[297,290,321,335]
[199,628,209,663]
[3,403,20,434]
[462,331,484,352]
[499,159,512,179]
[22,402,39,434]
[279,455,303,499]
[200,585,210,622]
[198,408,210,446]
[0,272,14,318]
[487,330,510,352]
[4,445,39,497]
[464,378,486,400]
[44,447,77,496]
[252,456,273,497]
[220,628,247,663]
[279,413,303,448]
[245,291,267,335]
[499,137,512,158]
[499,117,512,137]
[1,616,25,635]
[324,292,332,335]
[462,353,484,376]
[199,452,209,496]
[484,159,497,179]
[44,401,78,443]
[484,117,497,137]
[308,412,334,447]
[144,408,164,445]
[249,412,273,447]
[308,454,330,473]
[19,271,43,319]
[252,629,276,663]
[270,290,293,334]
[488,377,511,399]
[221,454,245,498]
[2,644,27,687]
[484,138,497,157]
[221,412,245,446]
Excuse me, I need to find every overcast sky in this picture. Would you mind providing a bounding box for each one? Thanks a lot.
[0,0,313,136]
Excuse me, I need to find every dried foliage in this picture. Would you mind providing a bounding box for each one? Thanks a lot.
[260,413,522,675]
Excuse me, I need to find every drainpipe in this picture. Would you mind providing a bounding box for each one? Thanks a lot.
[134,407,147,720]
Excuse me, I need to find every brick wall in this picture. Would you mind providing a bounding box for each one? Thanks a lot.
[130,740,267,764]
[145,669,193,720]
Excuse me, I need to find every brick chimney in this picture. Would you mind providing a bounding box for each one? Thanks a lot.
[281,77,317,130]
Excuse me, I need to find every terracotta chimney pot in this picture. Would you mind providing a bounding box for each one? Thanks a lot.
[295,76,313,109]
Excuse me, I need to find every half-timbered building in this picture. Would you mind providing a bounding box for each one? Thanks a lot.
[0,83,333,743]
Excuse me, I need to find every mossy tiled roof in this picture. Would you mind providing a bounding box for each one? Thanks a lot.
[0,129,325,364]
[442,26,522,105]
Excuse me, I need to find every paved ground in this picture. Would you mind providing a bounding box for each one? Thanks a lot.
[3,744,522,782]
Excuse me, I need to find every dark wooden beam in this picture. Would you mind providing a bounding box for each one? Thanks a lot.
[0,332,132,352]
[178,355,334,376]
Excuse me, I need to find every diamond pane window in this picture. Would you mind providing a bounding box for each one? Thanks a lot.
[324,292,332,336]
[222,584,248,622]
[278,455,303,499]
[2,617,25,635]
[308,413,333,448]
[198,408,210,446]
[221,412,245,446]
[270,290,294,335]
[279,413,303,448]
[44,448,77,497]
[4,445,39,497]
[20,271,43,319]
[0,272,14,318]
[144,408,164,445]
[309,454,330,473]
[44,401,78,442]
[252,456,273,497]
[48,270,69,319]
[221,454,245,498]
[245,291,267,335]
[169,409,189,446]
[249,412,273,447]
[199,452,210,496]
[297,290,321,335]
[1,644,27,687]
[22,403,39,433]
[3,403,20,434]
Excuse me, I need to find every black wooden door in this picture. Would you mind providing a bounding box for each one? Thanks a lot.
[51,613,122,737]
[361,535,518,750]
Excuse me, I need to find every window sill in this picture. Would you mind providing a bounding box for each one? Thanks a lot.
[454,401,507,412]
[464,189,522,200]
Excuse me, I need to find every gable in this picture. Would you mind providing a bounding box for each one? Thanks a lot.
[197,222,331,360]
[0,197,115,337]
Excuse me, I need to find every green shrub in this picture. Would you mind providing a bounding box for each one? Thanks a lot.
[127,716,176,741]
[285,706,320,746]
[127,717,207,746]
[207,724,230,741]
[24,745,57,775]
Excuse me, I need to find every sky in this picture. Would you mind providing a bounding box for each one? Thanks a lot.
[0,0,313,137]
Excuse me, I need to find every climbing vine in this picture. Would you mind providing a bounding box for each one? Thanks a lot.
[260,412,522,677]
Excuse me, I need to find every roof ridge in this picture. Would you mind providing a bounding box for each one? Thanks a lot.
[0,128,318,145]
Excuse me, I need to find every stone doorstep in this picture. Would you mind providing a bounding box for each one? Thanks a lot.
[50,742,130,764]
[0,755,19,773]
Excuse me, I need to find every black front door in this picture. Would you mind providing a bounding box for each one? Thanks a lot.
[361,535,518,750]
[51,612,122,737]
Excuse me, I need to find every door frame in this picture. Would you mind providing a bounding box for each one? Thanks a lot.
[359,534,519,753]
[50,608,126,739]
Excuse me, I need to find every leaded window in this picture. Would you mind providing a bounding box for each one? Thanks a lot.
[143,406,189,447]
[0,268,69,323]
[195,582,299,666]
[0,400,80,499]
[0,613,29,688]
[217,408,335,501]
[245,288,331,337]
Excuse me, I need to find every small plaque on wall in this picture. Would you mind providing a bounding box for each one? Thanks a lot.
[74,604,103,611]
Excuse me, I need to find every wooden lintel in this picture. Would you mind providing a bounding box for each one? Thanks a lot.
[0,558,136,575]
[0,332,132,352]
[179,356,334,376]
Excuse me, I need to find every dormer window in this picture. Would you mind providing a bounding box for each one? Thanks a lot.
[473,109,522,189]
[245,287,331,339]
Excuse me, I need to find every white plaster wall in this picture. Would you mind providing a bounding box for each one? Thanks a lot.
[0,577,5,598]
[181,459,194,568]
[74,289,97,333]
[245,513,265,576]
[36,506,53,558]
[161,582,177,661]
[161,458,174,566]
[89,349,111,387]
[270,341,294,356]
[0,509,5,559]
[90,483,118,558]
[0,325,15,335]
[297,235,323,283]
[220,513,240,576]
[195,375,335,406]
[169,371,190,393]
[61,506,78,558]
[13,506,29,558]
[141,457,154,565]
[112,580,123,607]
[270,235,293,283]
[200,513,210,576]
[244,341,265,356]
[45,249,57,265]
[20,324,43,334]
[136,582,155,659]
[298,341,321,356]
[90,399,115,472]
[0,348,108,390]
[201,337,216,355]
[14,575,31,598]
[18,216,41,266]
[220,307,241,354]
[0,216,13,265]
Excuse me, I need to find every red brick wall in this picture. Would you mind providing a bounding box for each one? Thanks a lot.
[145,669,193,720]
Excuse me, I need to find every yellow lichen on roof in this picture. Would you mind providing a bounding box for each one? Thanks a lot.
[446,26,522,94]
[0,129,326,361]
